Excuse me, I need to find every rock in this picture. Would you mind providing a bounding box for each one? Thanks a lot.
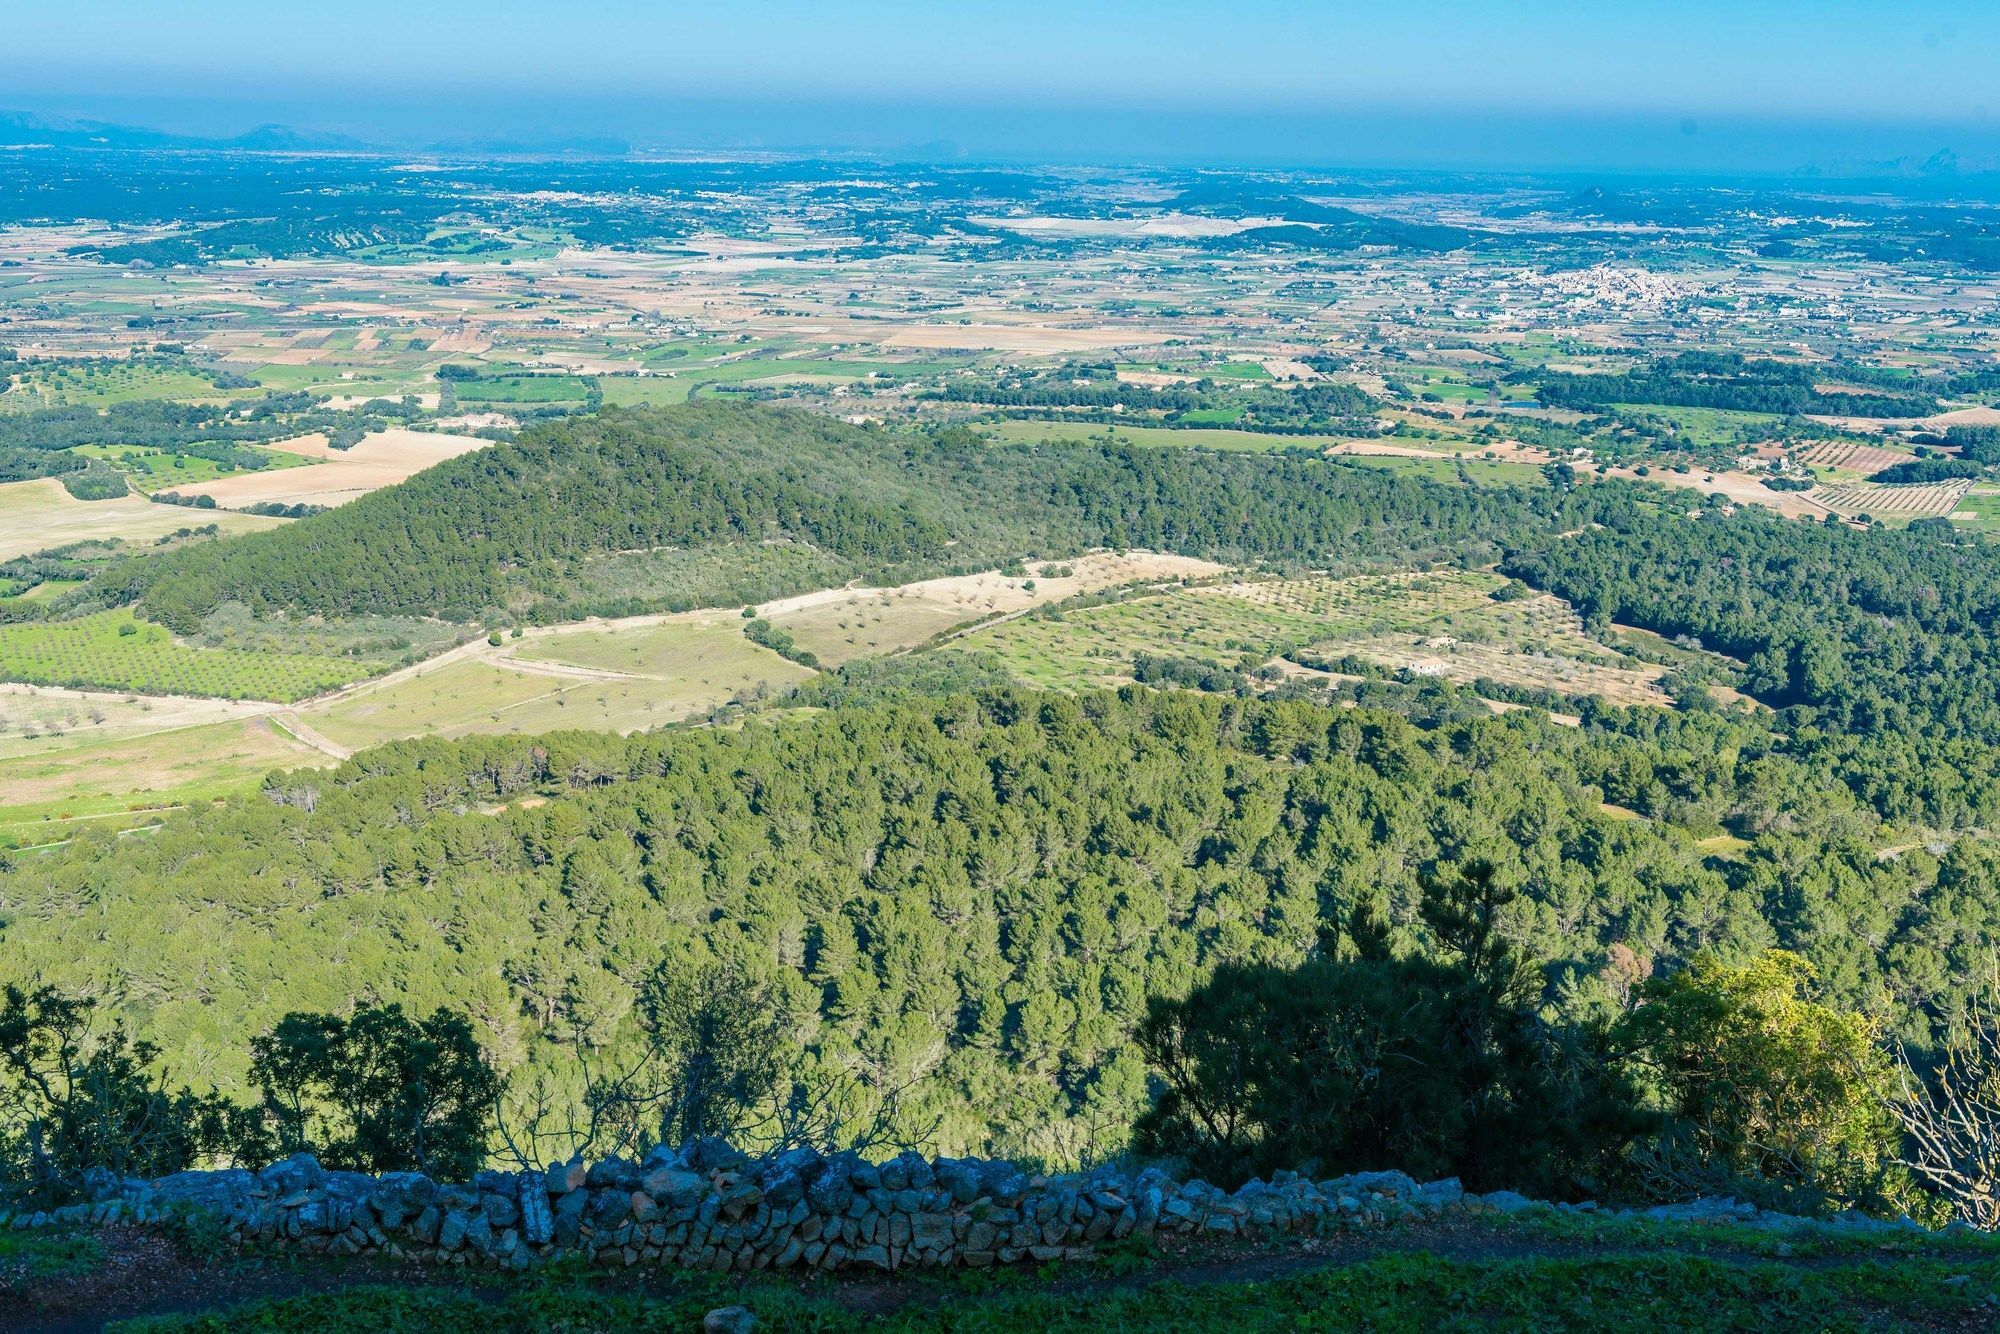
[546,1160,588,1196]
[684,1138,749,1174]
[552,1188,590,1247]
[259,1153,328,1197]
[805,1173,853,1215]
[643,1167,707,1207]
[1342,1170,1418,1199]
[519,1177,554,1245]
[438,1209,471,1252]
[760,1168,805,1210]
[704,1306,756,1334]
[1478,1190,1537,1215]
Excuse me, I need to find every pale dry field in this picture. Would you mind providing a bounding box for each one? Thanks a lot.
[1925,406,2000,430]
[0,684,278,761]
[0,716,328,816]
[302,619,811,750]
[763,551,1225,664]
[0,477,285,561]
[177,428,490,508]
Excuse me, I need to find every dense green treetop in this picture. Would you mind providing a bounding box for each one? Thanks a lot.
[2,687,1988,1163]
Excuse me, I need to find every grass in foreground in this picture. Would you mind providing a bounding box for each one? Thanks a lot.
[0,1228,105,1291]
[111,1250,2000,1332]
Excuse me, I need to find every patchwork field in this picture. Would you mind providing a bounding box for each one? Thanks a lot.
[0,477,285,561]
[1798,440,1910,476]
[174,427,491,508]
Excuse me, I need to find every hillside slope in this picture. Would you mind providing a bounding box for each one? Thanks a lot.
[103,403,1597,627]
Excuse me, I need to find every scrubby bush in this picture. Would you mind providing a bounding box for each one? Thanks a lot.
[1616,951,1903,1215]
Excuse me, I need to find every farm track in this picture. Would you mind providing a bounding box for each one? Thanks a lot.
[265,712,353,761]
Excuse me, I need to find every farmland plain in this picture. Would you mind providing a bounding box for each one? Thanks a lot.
[0,478,284,561]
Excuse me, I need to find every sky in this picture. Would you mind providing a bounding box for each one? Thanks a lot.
[5,1,2000,171]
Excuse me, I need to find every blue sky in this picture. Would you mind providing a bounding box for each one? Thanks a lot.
[6,1,1999,169]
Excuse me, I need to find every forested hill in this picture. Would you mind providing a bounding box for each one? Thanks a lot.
[103,403,1607,628]
[1502,506,2000,827]
[3,686,1983,1161]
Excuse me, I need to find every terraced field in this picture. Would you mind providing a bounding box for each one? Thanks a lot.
[1814,479,1973,520]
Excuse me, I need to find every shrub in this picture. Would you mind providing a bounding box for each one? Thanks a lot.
[249,1004,500,1179]
[1615,951,1901,1214]
[0,986,252,1204]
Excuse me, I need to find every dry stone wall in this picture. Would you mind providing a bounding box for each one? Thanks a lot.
[3,1138,1931,1272]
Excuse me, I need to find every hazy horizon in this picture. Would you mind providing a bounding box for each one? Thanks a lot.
[6,0,2000,176]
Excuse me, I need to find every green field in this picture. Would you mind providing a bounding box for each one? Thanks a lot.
[957,574,1435,689]
[1120,358,1271,381]
[0,477,286,562]
[601,356,920,406]
[1949,488,2000,528]
[247,362,440,398]
[302,623,812,750]
[0,361,243,412]
[957,571,1665,704]
[70,442,311,493]
[453,373,595,404]
[768,593,995,664]
[0,716,329,847]
[514,616,802,682]
[0,611,362,701]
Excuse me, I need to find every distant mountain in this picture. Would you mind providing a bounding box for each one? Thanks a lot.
[223,123,370,152]
[0,110,198,149]
[0,110,367,153]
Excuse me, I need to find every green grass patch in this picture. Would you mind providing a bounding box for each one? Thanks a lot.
[0,717,328,848]
[109,1250,2000,1331]
[0,362,245,412]
[70,442,312,493]
[454,374,594,404]
[0,1227,104,1290]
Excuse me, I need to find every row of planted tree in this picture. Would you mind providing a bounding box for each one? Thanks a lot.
[1,864,1994,1229]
